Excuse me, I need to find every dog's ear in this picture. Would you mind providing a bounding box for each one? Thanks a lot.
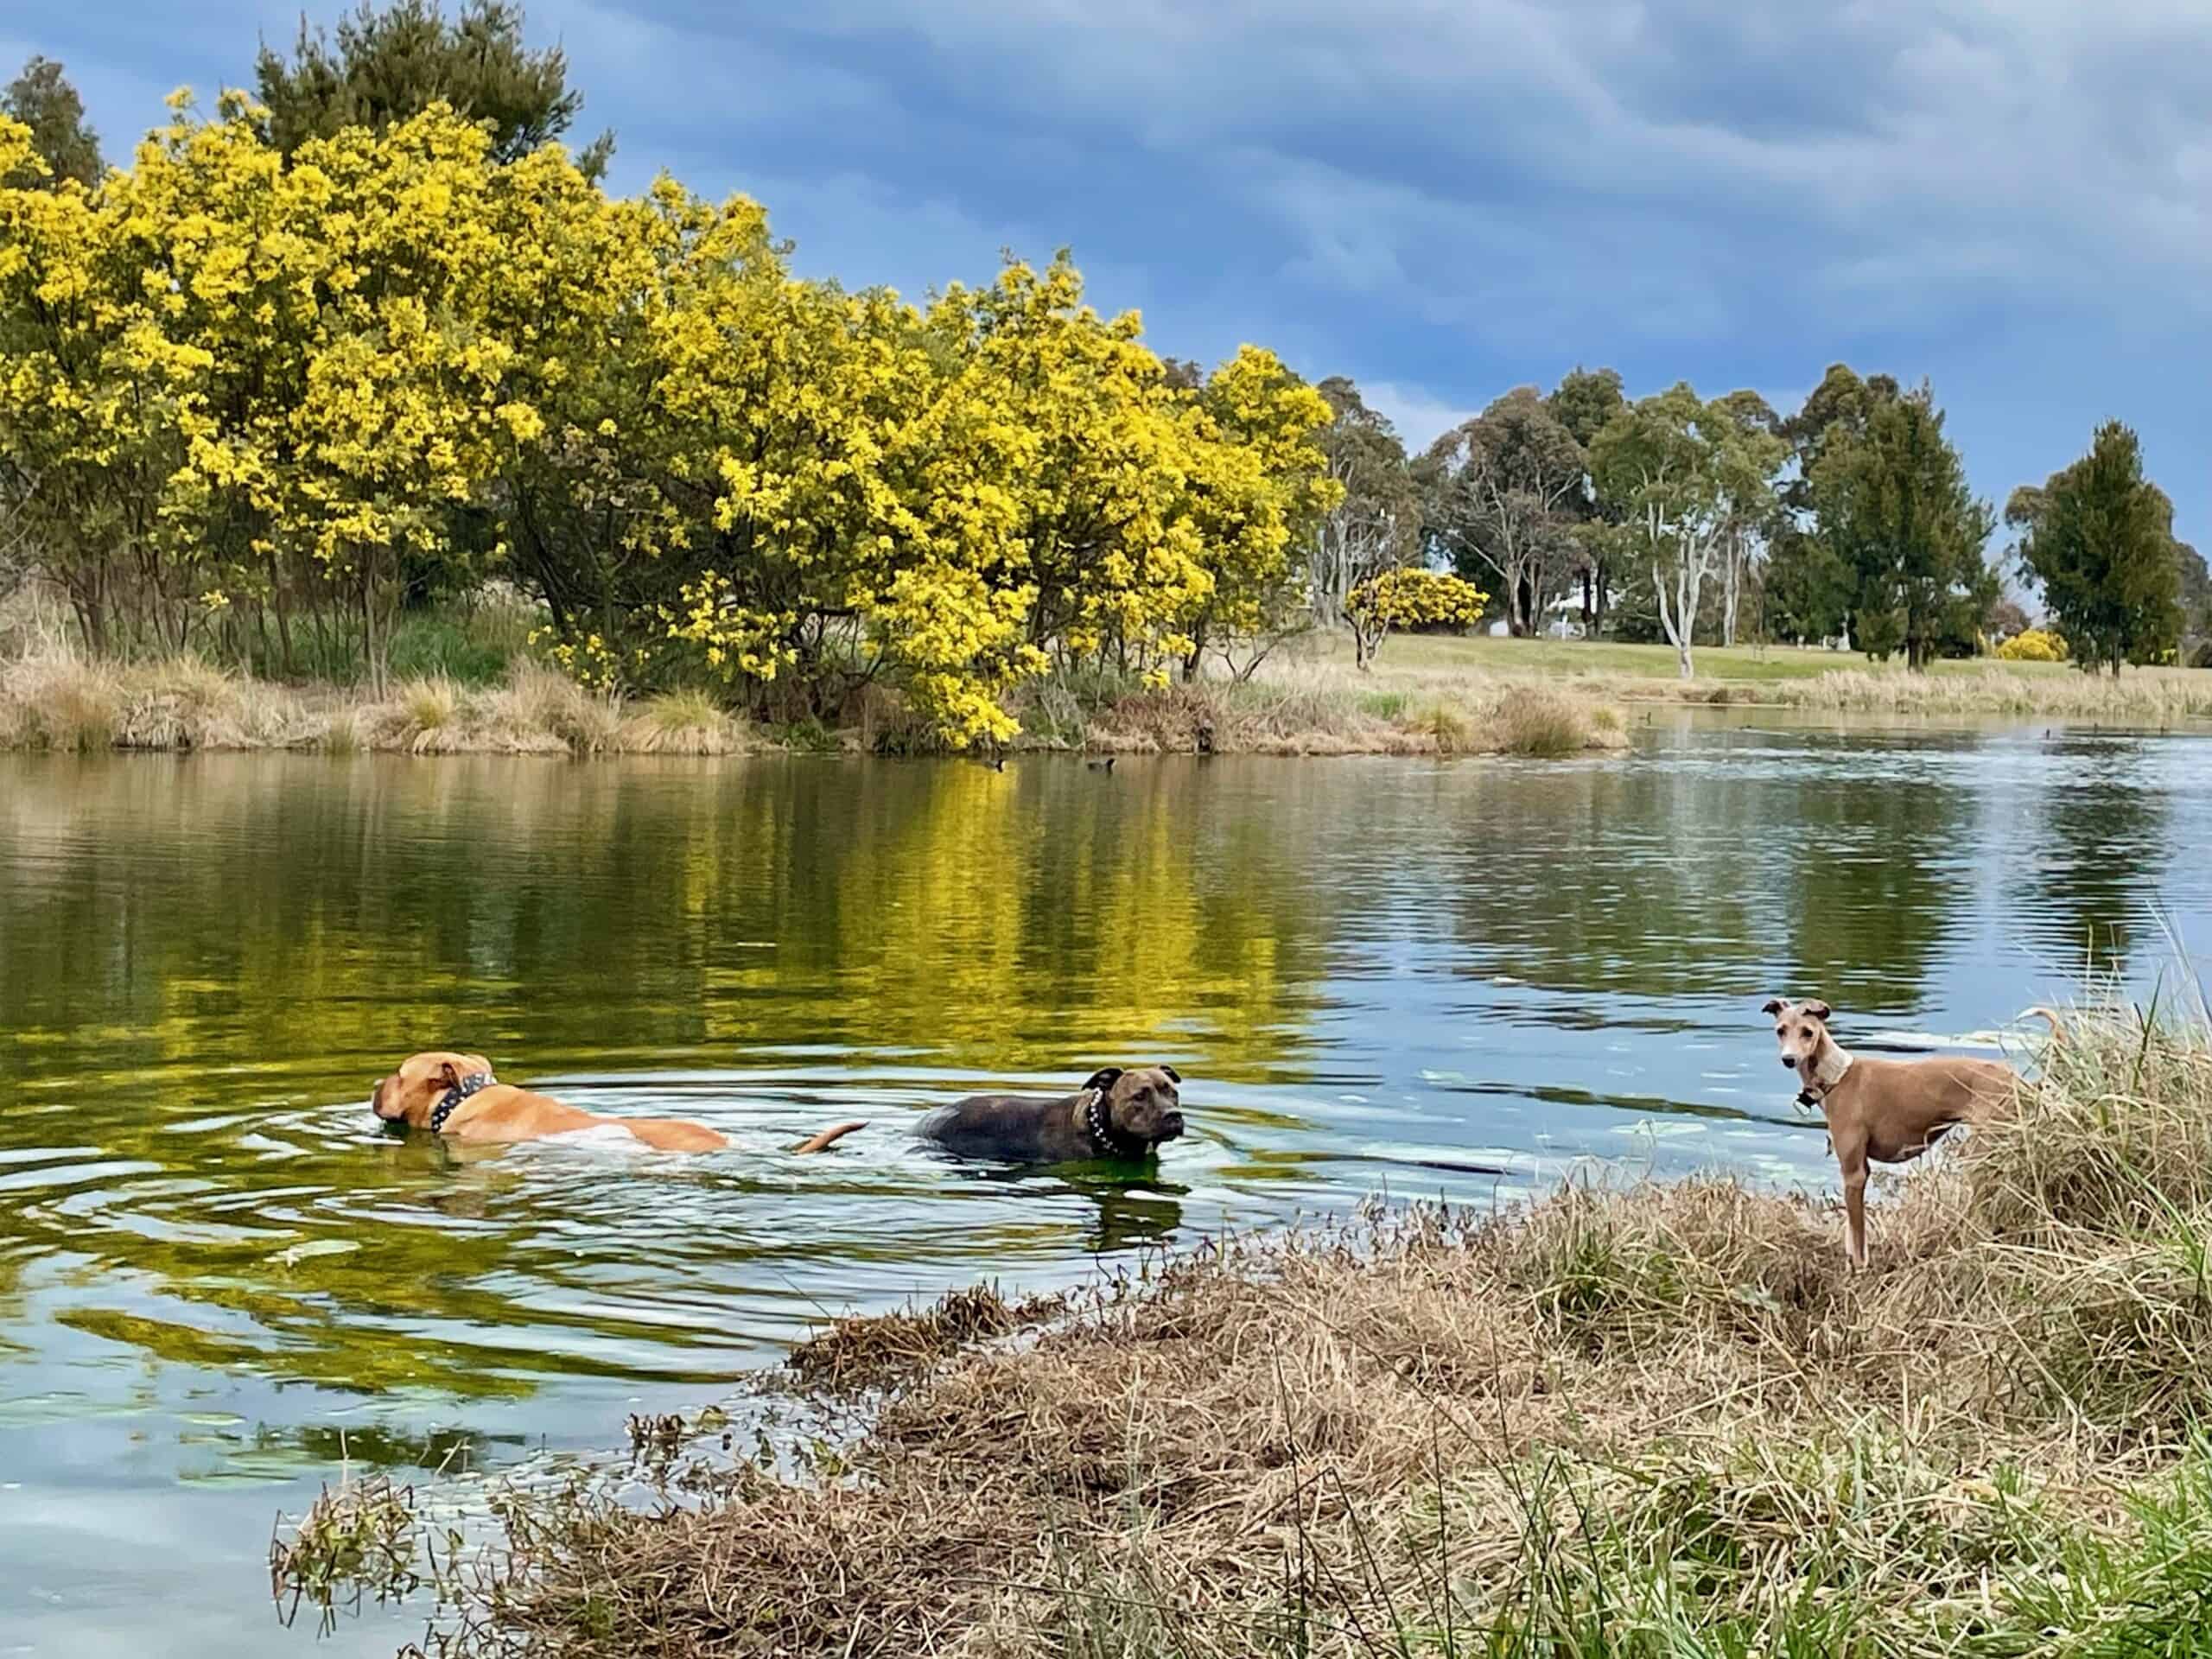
[1761,998,1787,1016]
[437,1060,462,1089]
[1802,1000,1833,1021]
[1083,1067,1124,1095]
[1160,1065,1181,1084]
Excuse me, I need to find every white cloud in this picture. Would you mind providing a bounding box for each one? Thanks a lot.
[732,0,2212,328]
[1359,382,1476,453]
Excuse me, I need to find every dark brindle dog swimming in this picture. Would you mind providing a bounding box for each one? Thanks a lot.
[918,1065,1185,1163]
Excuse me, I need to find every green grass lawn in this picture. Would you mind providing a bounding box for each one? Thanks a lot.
[1360,631,2079,684]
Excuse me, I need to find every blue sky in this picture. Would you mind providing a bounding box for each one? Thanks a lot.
[14,1,2210,555]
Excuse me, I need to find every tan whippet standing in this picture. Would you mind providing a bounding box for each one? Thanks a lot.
[1764,1000,2059,1268]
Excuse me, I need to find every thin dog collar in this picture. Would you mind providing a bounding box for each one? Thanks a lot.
[1082,1089,1147,1159]
[1796,1047,1853,1109]
[429,1071,495,1133]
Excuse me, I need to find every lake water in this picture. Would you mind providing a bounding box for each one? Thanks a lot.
[1,719,2205,1656]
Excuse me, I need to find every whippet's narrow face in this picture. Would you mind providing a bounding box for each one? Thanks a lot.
[1763,998,1834,1075]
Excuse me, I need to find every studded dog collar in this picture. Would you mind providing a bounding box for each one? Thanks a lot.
[429,1071,495,1133]
[1081,1088,1149,1159]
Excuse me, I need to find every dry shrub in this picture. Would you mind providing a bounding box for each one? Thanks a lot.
[618,687,747,756]
[481,662,619,754]
[1087,680,1414,757]
[374,677,467,753]
[1,645,335,751]
[1483,683,1621,757]
[114,654,241,747]
[404,1007,2212,1658]
[0,648,122,750]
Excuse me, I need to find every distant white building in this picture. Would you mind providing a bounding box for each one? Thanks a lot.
[1489,594,1586,639]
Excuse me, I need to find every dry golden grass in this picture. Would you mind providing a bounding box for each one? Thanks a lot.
[15,618,2198,765]
[0,648,329,750]
[1775,664,2212,718]
[481,662,623,755]
[1089,676,1628,758]
[1485,683,1618,756]
[392,1006,2212,1658]
[617,687,753,756]
[0,648,683,758]
[1290,632,2212,721]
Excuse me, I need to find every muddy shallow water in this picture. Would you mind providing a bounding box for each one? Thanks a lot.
[0,719,2204,1655]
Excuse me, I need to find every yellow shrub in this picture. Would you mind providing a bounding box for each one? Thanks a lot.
[1996,627,2069,663]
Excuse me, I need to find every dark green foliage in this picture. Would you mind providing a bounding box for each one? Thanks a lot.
[254,0,613,176]
[2,56,101,189]
[1809,386,1996,671]
[2013,422,2185,674]
[1762,527,1853,645]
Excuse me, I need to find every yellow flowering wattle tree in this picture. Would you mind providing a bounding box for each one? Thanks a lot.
[0,100,1337,744]
[0,112,190,655]
[1346,567,1487,669]
[1176,344,1342,679]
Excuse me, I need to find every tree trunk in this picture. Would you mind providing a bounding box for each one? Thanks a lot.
[267,553,295,678]
[1655,558,1694,680]
[1720,544,1734,649]
[1181,619,1207,684]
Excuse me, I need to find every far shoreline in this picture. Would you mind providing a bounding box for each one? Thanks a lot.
[6,632,2211,762]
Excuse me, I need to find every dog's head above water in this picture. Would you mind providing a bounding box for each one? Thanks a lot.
[1762,998,1834,1074]
[1083,1065,1185,1149]
[371,1050,494,1128]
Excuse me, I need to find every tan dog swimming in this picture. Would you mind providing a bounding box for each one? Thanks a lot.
[370,1051,866,1154]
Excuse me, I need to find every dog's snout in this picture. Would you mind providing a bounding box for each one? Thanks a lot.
[1161,1111,1185,1139]
[1781,1056,1797,1070]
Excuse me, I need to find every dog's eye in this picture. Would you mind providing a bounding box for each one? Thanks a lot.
[1800,1027,1813,1039]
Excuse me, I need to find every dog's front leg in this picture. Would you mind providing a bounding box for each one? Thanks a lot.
[1838,1139,1871,1269]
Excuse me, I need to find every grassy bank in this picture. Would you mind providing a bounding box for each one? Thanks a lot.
[282,1004,2212,1656]
[1357,632,2212,719]
[10,606,2209,763]
[0,642,1630,760]
[0,650,762,757]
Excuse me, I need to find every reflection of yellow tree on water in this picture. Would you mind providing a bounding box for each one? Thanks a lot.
[699,762,1320,1076]
[0,755,1338,1400]
[4,758,1330,1079]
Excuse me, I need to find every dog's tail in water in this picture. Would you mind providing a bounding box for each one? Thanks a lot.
[791,1120,868,1154]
